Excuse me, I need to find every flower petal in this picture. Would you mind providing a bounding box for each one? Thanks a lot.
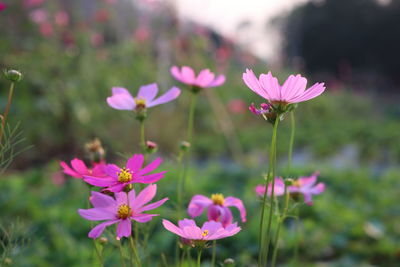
[107,93,136,110]
[60,161,81,178]
[117,219,132,238]
[138,197,168,212]
[138,83,159,102]
[187,195,212,218]
[115,192,128,205]
[208,74,225,87]
[132,214,158,223]
[135,172,166,183]
[178,219,197,228]
[126,154,144,172]
[224,196,247,222]
[88,220,119,239]
[194,69,214,87]
[112,87,131,95]
[83,175,116,187]
[90,191,116,208]
[147,87,181,108]
[78,208,116,221]
[243,69,270,100]
[137,157,162,176]
[281,74,307,101]
[130,184,157,210]
[259,72,281,101]
[181,66,196,84]
[70,158,88,175]
[163,219,184,237]
[289,82,325,103]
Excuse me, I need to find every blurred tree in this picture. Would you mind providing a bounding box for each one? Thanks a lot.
[283,0,400,88]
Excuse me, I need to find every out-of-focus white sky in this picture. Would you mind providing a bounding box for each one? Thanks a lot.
[173,0,309,61]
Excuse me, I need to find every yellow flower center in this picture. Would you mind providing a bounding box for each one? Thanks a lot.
[211,193,225,206]
[135,98,147,109]
[117,204,132,219]
[202,230,209,237]
[292,180,302,187]
[118,168,132,183]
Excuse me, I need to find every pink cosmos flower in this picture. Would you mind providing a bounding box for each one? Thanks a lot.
[288,172,325,205]
[55,11,69,27]
[79,184,168,239]
[255,177,285,198]
[83,154,166,192]
[60,158,106,179]
[249,103,272,116]
[162,219,240,244]
[187,194,246,226]
[107,84,181,111]
[243,69,325,105]
[29,9,48,24]
[170,66,225,89]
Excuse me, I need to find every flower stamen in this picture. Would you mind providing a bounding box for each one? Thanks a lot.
[118,168,132,183]
[117,204,131,219]
[211,193,225,206]
[202,230,209,237]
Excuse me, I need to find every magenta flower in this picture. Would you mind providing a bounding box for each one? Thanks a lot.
[107,83,181,111]
[170,66,225,89]
[0,2,6,11]
[187,194,246,226]
[79,184,168,239]
[162,219,240,245]
[60,158,106,179]
[255,177,285,198]
[249,103,272,116]
[243,69,325,105]
[83,154,166,192]
[288,172,325,205]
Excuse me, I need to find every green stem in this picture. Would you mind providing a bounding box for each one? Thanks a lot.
[293,208,300,265]
[197,249,203,267]
[129,235,142,267]
[258,116,280,267]
[0,82,15,143]
[211,240,217,267]
[187,92,198,144]
[117,239,127,267]
[271,184,290,267]
[287,111,295,171]
[92,240,104,267]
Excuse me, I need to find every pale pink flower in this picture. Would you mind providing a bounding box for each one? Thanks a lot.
[162,219,240,244]
[79,185,168,239]
[288,172,325,205]
[91,33,104,47]
[60,158,106,179]
[255,177,285,198]
[188,194,246,226]
[170,66,225,89]
[83,154,166,192]
[107,84,181,111]
[29,9,48,24]
[243,69,325,105]
[55,11,69,27]
[39,22,53,37]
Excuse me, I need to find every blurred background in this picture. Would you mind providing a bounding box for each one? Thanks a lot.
[1,0,400,266]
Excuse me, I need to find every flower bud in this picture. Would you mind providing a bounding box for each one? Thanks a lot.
[179,141,191,152]
[4,69,22,82]
[223,258,235,266]
[99,237,108,245]
[145,140,158,154]
[284,178,294,186]
[85,138,105,163]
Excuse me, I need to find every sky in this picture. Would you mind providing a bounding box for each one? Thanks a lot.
[174,0,309,61]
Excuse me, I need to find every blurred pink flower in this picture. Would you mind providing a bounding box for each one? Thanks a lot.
[288,172,325,205]
[79,185,168,239]
[227,99,247,114]
[91,33,104,47]
[243,70,325,105]
[134,26,150,42]
[255,177,285,198]
[94,9,109,23]
[60,158,106,179]
[170,66,225,89]
[39,22,53,36]
[55,11,69,27]
[188,194,246,226]
[162,219,241,244]
[29,9,48,24]
[107,84,181,111]
[83,154,166,192]
[51,171,66,186]
[24,0,45,8]
[0,2,6,11]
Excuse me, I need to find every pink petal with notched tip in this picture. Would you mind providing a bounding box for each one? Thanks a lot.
[88,220,119,238]
[170,66,185,83]
[163,219,185,237]
[104,183,126,193]
[136,171,166,183]
[259,72,281,101]
[70,158,89,175]
[208,74,225,87]
[137,83,158,102]
[138,197,168,213]
[187,195,212,218]
[243,69,270,100]
[180,66,196,84]
[78,208,116,221]
[112,87,131,95]
[83,175,116,187]
[137,157,162,175]
[116,219,131,238]
[224,196,247,222]
[60,161,81,178]
[183,225,202,240]
[280,75,307,101]
[115,192,128,205]
[107,93,136,110]
[289,82,325,103]
[130,184,157,210]
[126,154,144,172]
[147,87,181,107]
[92,163,106,177]
[132,214,158,223]
[178,219,197,228]
[194,69,215,87]
[90,191,116,208]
